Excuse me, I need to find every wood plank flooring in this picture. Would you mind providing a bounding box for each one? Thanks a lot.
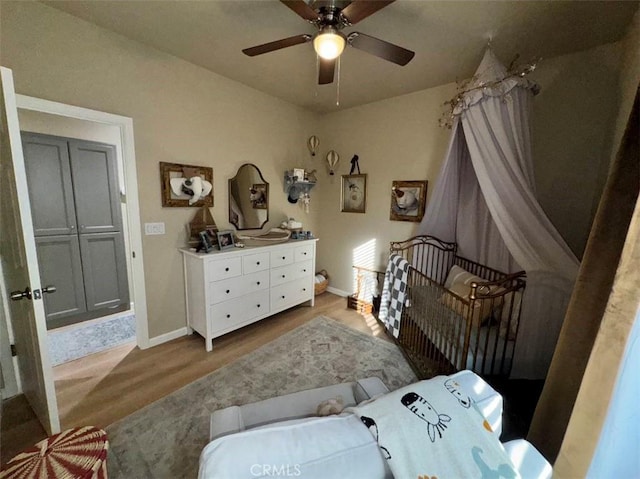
[2,293,384,465]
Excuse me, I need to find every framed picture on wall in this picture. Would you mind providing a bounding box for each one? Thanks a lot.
[160,161,213,207]
[341,174,367,214]
[390,180,427,222]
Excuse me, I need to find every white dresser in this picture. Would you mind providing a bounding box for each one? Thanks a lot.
[180,239,318,351]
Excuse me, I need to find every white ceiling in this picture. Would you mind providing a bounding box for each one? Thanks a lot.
[44,0,638,113]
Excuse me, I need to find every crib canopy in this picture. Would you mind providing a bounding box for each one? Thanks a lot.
[418,49,580,379]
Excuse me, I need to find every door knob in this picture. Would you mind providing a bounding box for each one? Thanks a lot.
[10,287,32,301]
[42,286,57,294]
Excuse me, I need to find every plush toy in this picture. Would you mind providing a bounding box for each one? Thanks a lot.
[317,396,345,416]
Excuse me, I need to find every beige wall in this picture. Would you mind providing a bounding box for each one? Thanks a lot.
[1,1,320,338]
[313,84,456,294]
[1,1,630,338]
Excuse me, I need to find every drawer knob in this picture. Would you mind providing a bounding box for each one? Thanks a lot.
[281,295,285,299]
[257,261,260,265]
[226,289,230,294]
[303,252,307,255]
[225,267,229,272]
[282,256,285,260]
[303,288,306,291]
[257,304,261,308]
[257,281,261,285]
[282,274,286,278]
[303,269,306,272]
[226,314,231,318]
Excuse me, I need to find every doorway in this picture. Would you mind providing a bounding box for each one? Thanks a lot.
[0,95,148,402]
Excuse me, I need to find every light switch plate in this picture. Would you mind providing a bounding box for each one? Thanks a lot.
[144,222,165,235]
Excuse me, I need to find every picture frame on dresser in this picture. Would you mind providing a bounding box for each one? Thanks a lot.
[217,230,235,250]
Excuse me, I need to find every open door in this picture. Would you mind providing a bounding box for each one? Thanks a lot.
[0,66,60,434]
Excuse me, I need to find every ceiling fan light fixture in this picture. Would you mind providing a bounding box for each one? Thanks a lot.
[313,28,346,60]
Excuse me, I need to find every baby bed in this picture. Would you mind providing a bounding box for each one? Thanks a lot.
[354,235,526,379]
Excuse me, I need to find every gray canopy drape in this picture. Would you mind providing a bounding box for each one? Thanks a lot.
[419,49,580,379]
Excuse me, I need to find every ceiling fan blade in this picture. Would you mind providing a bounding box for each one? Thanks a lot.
[280,0,319,21]
[341,0,395,25]
[243,34,312,57]
[318,58,336,85]
[347,32,414,66]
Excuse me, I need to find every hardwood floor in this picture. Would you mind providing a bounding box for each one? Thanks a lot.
[1,293,384,465]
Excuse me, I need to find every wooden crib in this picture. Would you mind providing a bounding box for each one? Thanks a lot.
[353,235,526,379]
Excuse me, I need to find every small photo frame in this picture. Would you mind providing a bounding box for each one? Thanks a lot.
[390,180,427,222]
[293,168,305,182]
[341,174,367,214]
[216,230,235,250]
[250,183,268,210]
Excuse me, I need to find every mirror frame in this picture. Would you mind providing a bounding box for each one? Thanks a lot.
[228,163,269,230]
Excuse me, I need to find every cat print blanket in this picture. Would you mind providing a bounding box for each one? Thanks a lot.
[348,375,520,479]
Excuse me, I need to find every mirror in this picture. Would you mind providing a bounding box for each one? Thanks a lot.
[229,163,269,230]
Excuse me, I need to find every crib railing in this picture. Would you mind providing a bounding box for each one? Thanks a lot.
[350,235,526,380]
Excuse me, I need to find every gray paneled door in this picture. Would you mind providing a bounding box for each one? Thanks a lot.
[79,232,128,311]
[21,132,129,329]
[22,134,77,236]
[35,235,87,320]
[69,140,122,234]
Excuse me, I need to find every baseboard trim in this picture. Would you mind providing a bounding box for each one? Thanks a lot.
[326,286,351,297]
[148,327,188,347]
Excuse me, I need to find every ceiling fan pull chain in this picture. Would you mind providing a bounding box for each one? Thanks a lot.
[336,56,341,106]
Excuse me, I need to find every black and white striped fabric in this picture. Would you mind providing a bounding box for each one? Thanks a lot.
[378,253,410,338]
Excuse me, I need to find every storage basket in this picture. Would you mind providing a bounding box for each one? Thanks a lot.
[314,270,329,295]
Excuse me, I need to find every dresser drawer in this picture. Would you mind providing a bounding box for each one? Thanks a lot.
[270,249,294,268]
[295,243,314,263]
[293,260,313,279]
[270,263,297,287]
[210,290,269,334]
[245,290,269,319]
[243,252,270,274]
[210,297,245,333]
[206,257,242,281]
[270,281,311,310]
[210,270,269,304]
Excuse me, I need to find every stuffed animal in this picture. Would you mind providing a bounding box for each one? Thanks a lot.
[317,396,345,416]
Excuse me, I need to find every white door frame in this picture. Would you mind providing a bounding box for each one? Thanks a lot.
[15,95,150,349]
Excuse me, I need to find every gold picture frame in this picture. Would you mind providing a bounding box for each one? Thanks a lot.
[160,161,213,207]
[390,180,427,222]
[341,174,367,213]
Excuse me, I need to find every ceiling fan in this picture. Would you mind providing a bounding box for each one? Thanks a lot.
[242,0,415,85]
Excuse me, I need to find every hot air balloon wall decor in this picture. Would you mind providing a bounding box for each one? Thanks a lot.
[160,161,214,207]
[390,180,427,222]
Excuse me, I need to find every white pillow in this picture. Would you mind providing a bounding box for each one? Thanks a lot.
[442,265,500,326]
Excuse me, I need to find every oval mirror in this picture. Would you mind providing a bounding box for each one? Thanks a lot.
[229,163,269,230]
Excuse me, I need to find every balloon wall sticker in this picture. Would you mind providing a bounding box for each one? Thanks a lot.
[326,150,340,175]
[307,135,319,157]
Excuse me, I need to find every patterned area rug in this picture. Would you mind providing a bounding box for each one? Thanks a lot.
[106,316,417,478]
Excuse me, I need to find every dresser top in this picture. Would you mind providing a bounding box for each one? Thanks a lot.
[179,238,318,259]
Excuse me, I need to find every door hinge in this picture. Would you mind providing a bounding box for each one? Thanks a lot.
[10,344,17,357]
[132,251,136,258]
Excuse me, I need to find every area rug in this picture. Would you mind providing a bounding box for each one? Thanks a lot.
[105,316,417,478]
